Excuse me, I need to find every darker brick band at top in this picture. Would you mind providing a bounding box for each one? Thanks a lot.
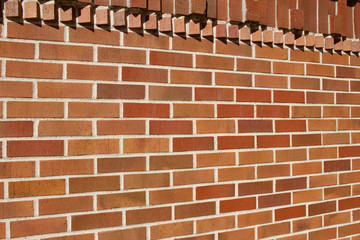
[56,0,360,39]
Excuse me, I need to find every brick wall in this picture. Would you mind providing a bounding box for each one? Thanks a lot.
[1,0,360,239]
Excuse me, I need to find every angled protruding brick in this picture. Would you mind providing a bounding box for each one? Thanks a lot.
[334,39,343,51]
[78,6,94,24]
[42,2,56,21]
[295,34,305,47]
[325,37,334,50]
[240,26,251,41]
[129,12,142,29]
[352,41,360,53]
[145,14,158,30]
[189,19,201,36]
[202,21,213,37]
[60,6,74,22]
[315,35,324,48]
[228,25,239,39]
[113,9,126,27]
[263,30,273,43]
[252,28,262,42]
[306,35,315,47]
[96,8,110,25]
[343,40,352,52]
[24,1,40,20]
[174,17,185,34]
[159,16,172,32]
[274,31,284,45]
[285,32,295,45]
[5,0,21,18]
[216,24,227,39]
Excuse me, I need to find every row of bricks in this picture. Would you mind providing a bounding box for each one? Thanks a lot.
[0,155,359,179]
[3,209,360,239]
[4,22,360,55]
[3,102,360,119]
[3,137,360,156]
[3,80,360,102]
[1,148,359,175]
[3,119,360,137]
[4,0,360,40]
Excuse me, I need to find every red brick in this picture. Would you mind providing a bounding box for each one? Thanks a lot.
[337,66,360,79]
[215,72,252,87]
[255,45,288,60]
[338,223,360,238]
[171,70,211,85]
[310,174,337,188]
[7,101,64,118]
[69,102,119,118]
[339,196,360,211]
[123,67,168,83]
[38,121,91,137]
[197,152,235,168]
[340,171,360,184]
[215,40,251,57]
[7,61,62,79]
[150,120,192,135]
[340,146,360,158]
[197,120,235,134]
[11,217,67,238]
[174,104,214,118]
[308,201,337,216]
[175,202,215,220]
[218,136,254,150]
[238,180,273,196]
[97,157,146,173]
[196,184,234,200]
[276,177,307,192]
[309,147,337,160]
[40,159,94,176]
[337,93,360,105]
[7,140,63,157]
[39,44,92,61]
[323,79,349,91]
[151,221,193,239]
[98,47,146,64]
[195,87,233,101]
[236,89,271,102]
[127,207,171,225]
[0,121,33,137]
[257,135,290,148]
[0,41,34,59]
[123,103,169,118]
[149,86,192,101]
[276,120,306,132]
[293,162,322,176]
[124,32,169,49]
[307,91,334,104]
[324,159,350,172]
[218,229,255,240]
[274,90,305,103]
[237,58,271,73]
[292,106,321,118]
[258,164,290,178]
[173,37,212,53]
[259,193,291,208]
[173,137,214,152]
[291,77,320,90]
[257,105,289,118]
[123,138,169,153]
[39,196,93,215]
[309,228,337,240]
[220,197,256,213]
[69,176,120,193]
[217,105,254,118]
[325,186,351,200]
[255,75,288,88]
[307,64,334,77]
[290,49,320,62]
[239,150,273,165]
[9,179,65,198]
[196,55,234,70]
[293,216,322,232]
[238,211,273,228]
[72,212,122,231]
[218,166,254,182]
[43,234,94,240]
[69,27,119,46]
[8,22,64,42]
[0,81,31,98]
[324,106,349,118]
[67,64,118,81]
[273,62,304,75]
[275,205,306,221]
[150,51,192,67]
[38,82,92,99]
[97,120,145,135]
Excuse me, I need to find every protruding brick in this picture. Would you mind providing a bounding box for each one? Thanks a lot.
[24,1,39,19]
[96,8,109,25]
[42,3,56,21]
[113,9,126,27]
[5,0,21,18]
[60,6,74,22]
[159,16,172,32]
[129,13,142,29]
[174,17,185,34]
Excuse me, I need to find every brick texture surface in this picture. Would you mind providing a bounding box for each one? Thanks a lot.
[1,1,360,239]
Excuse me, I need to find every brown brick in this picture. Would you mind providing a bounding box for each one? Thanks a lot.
[239,150,273,165]
[259,193,291,208]
[217,105,254,118]
[309,201,337,216]
[7,61,63,79]
[237,58,271,73]
[171,70,212,85]
[98,192,146,210]
[98,47,145,64]
[39,44,93,61]
[7,101,64,118]
[150,188,193,205]
[68,139,119,156]
[276,177,307,192]
[99,227,146,240]
[218,229,255,240]
[307,64,334,77]
[196,55,234,70]
[218,166,254,182]
[67,64,118,81]
[293,162,322,176]
[9,179,65,198]
[236,89,271,102]
[69,27,119,45]
[325,185,351,201]
[0,121,33,138]
[215,72,252,87]
[216,40,251,57]
[127,207,171,225]
[124,173,169,189]
[323,78,349,91]
[290,49,320,62]
[293,216,322,232]
[310,174,337,188]
[291,77,320,90]
[218,136,254,150]
[40,159,93,177]
[0,41,35,59]
[173,137,214,152]
[173,169,214,185]
[123,103,169,118]
[172,37,212,53]
[97,84,145,100]
[258,222,290,239]
[195,87,233,101]
[255,74,288,89]
[255,45,288,60]
[220,197,256,213]
[238,120,272,133]
[97,157,145,174]
[151,221,193,239]
[38,82,92,99]
[150,155,193,170]
[7,140,64,157]
[238,181,273,196]
[0,201,33,219]
[69,176,120,193]
[293,189,323,204]
[39,196,93,215]
[338,223,360,238]
[38,121,91,137]
[149,86,192,101]
[123,67,168,83]
[276,148,307,162]
[72,212,122,231]
[275,205,306,221]
[258,164,290,178]
[273,62,304,75]
[43,234,94,240]
[97,120,145,135]
[175,202,216,220]
[11,217,67,238]
[257,105,289,118]
[151,51,193,67]
[196,216,235,234]
[309,228,337,240]
[123,138,169,153]
[340,171,360,184]
[69,102,119,118]
[0,81,32,98]
[0,161,35,178]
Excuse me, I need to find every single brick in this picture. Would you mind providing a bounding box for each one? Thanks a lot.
[69,176,120,193]
[9,179,65,198]
[68,139,119,156]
